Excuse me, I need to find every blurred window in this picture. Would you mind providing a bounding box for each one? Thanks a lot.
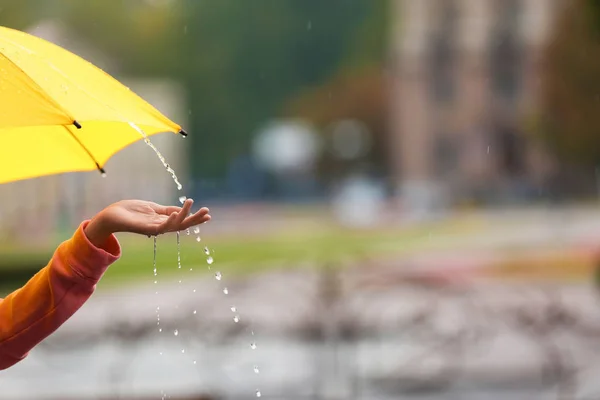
[430,0,458,104]
[494,122,525,176]
[434,132,459,175]
[490,0,522,101]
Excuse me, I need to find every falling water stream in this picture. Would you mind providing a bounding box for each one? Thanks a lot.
[142,130,261,398]
[128,122,183,191]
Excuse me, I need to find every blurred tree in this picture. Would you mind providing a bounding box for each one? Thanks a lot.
[283,1,390,179]
[590,0,600,34]
[539,0,600,168]
[180,0,383,181]
[60,0,184,76]
[285,67,388,179]
[0,0,41,30]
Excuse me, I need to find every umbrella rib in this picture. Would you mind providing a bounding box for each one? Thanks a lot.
[0,49,80,129]
[62,125,106,175]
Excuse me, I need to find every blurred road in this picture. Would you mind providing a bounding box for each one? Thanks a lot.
[3,206,600,399]
[3,269,600,399]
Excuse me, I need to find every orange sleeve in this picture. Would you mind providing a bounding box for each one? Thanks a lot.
[0,220,120,369]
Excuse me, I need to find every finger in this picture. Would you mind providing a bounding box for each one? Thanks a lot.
[180,208,209,229]
[181,215,211,231]
[180,207,210,230]
[150,202,183,216]
[174,199,193,227]
[186,207,209,222]
[156,211,179,234]
[164,206,183,215]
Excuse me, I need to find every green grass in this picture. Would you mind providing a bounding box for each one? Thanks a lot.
[101,217,482,286]
[0,215,485,292]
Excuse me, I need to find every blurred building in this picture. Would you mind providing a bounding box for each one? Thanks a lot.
[0,20,188,244]
[390,0,562,209]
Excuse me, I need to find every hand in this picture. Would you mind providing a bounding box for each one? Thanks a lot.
[85,199,210,247]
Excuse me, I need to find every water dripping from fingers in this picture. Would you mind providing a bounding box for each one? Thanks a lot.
[153,236,157,277]
[177,231,182,269]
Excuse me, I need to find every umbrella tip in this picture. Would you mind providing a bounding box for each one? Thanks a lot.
[96,163,107,178]
[73,120,82,129]
[178,129,188,137]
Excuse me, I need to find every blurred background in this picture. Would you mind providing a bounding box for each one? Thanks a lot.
[4,0,600,399]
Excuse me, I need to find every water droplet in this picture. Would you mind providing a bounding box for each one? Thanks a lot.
[196,236,201,242]
[204,246,210,255]
[215,271,221,280]
[207,256,214,265]
[193,289,196,293]
[178,280,182,284]
[153,237,157,271]
[181,349,185,353]
[193,360,197,364]
[233,315,240,323]
[190,268,193,271]
[193,310,197,314]
[156,307,160,311]
[193,227,200,234]
[174,330,179,336]
[186,228,190,235]
[254,365,260,374]
[223,287,229,294]
[230,306,237,312]
[179,196,187,204]
[256,390,262,397]
[154,280,157,284]
[158,328,162,332]
[250,343,257,350]
[101,172,107,178]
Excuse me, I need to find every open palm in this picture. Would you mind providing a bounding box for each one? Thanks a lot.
[108,199,210,236]
[92,199,210,238]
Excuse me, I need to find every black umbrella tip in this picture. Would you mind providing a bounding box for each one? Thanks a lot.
[178,128,188,137]
[96,163,107,177]
[73,120,82,129]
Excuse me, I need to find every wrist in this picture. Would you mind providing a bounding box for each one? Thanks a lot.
[85,212,114,248]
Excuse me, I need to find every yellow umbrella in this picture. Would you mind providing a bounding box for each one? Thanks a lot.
[0,25,187,184]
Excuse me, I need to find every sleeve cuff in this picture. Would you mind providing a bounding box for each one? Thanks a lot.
[64,220,121,282]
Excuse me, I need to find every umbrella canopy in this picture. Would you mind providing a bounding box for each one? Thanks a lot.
[0,25,186,184]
